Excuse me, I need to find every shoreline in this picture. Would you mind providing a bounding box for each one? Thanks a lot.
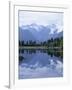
[19,46,62,50]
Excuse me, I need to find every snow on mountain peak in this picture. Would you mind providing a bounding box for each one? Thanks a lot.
[21,24,62,33]
[19,24,63,42]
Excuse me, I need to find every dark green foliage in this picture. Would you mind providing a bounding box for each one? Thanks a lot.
[19,37,63,50]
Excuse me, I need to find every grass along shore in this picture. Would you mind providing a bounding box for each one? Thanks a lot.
[19,46,62,50]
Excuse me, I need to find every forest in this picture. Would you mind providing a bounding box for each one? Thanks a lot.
[19,37,63,50]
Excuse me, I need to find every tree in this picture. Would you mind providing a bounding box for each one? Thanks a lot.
[19,41,21,46]
[22,41,24,46]
[26,41,28,46]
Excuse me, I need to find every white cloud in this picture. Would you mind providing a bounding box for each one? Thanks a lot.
[19,60,63,79]
[19,11,63,28]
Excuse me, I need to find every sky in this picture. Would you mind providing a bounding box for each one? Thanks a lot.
[19,11,63,31]
[19,11,63,26]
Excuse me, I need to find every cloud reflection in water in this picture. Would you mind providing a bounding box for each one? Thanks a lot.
[19,51,63,79]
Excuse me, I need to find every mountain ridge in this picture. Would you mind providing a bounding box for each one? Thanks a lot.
[19,24,63,42]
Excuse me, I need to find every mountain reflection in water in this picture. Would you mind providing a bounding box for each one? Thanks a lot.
[19,49,63,79]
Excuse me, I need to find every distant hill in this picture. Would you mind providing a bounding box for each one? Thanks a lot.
[19,24,63,42]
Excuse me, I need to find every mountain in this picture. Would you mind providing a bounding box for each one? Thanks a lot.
[19,27,36,41]
[19,24,63,42]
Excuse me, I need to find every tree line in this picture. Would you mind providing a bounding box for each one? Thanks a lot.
[19,37,63,49]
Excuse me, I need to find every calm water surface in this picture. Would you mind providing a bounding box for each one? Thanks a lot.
[19,49,63,79]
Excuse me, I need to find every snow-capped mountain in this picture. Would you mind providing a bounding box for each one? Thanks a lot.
[19,27,36,41]
[19,24,63,42]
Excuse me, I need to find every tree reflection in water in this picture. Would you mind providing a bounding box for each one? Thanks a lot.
[19,48,63,79]
[19,48,63,65]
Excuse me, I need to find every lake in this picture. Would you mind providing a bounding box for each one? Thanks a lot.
[19,49,63,79]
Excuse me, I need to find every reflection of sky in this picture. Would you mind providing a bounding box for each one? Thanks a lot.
[19,11,63,29]
[19,52,63,79]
